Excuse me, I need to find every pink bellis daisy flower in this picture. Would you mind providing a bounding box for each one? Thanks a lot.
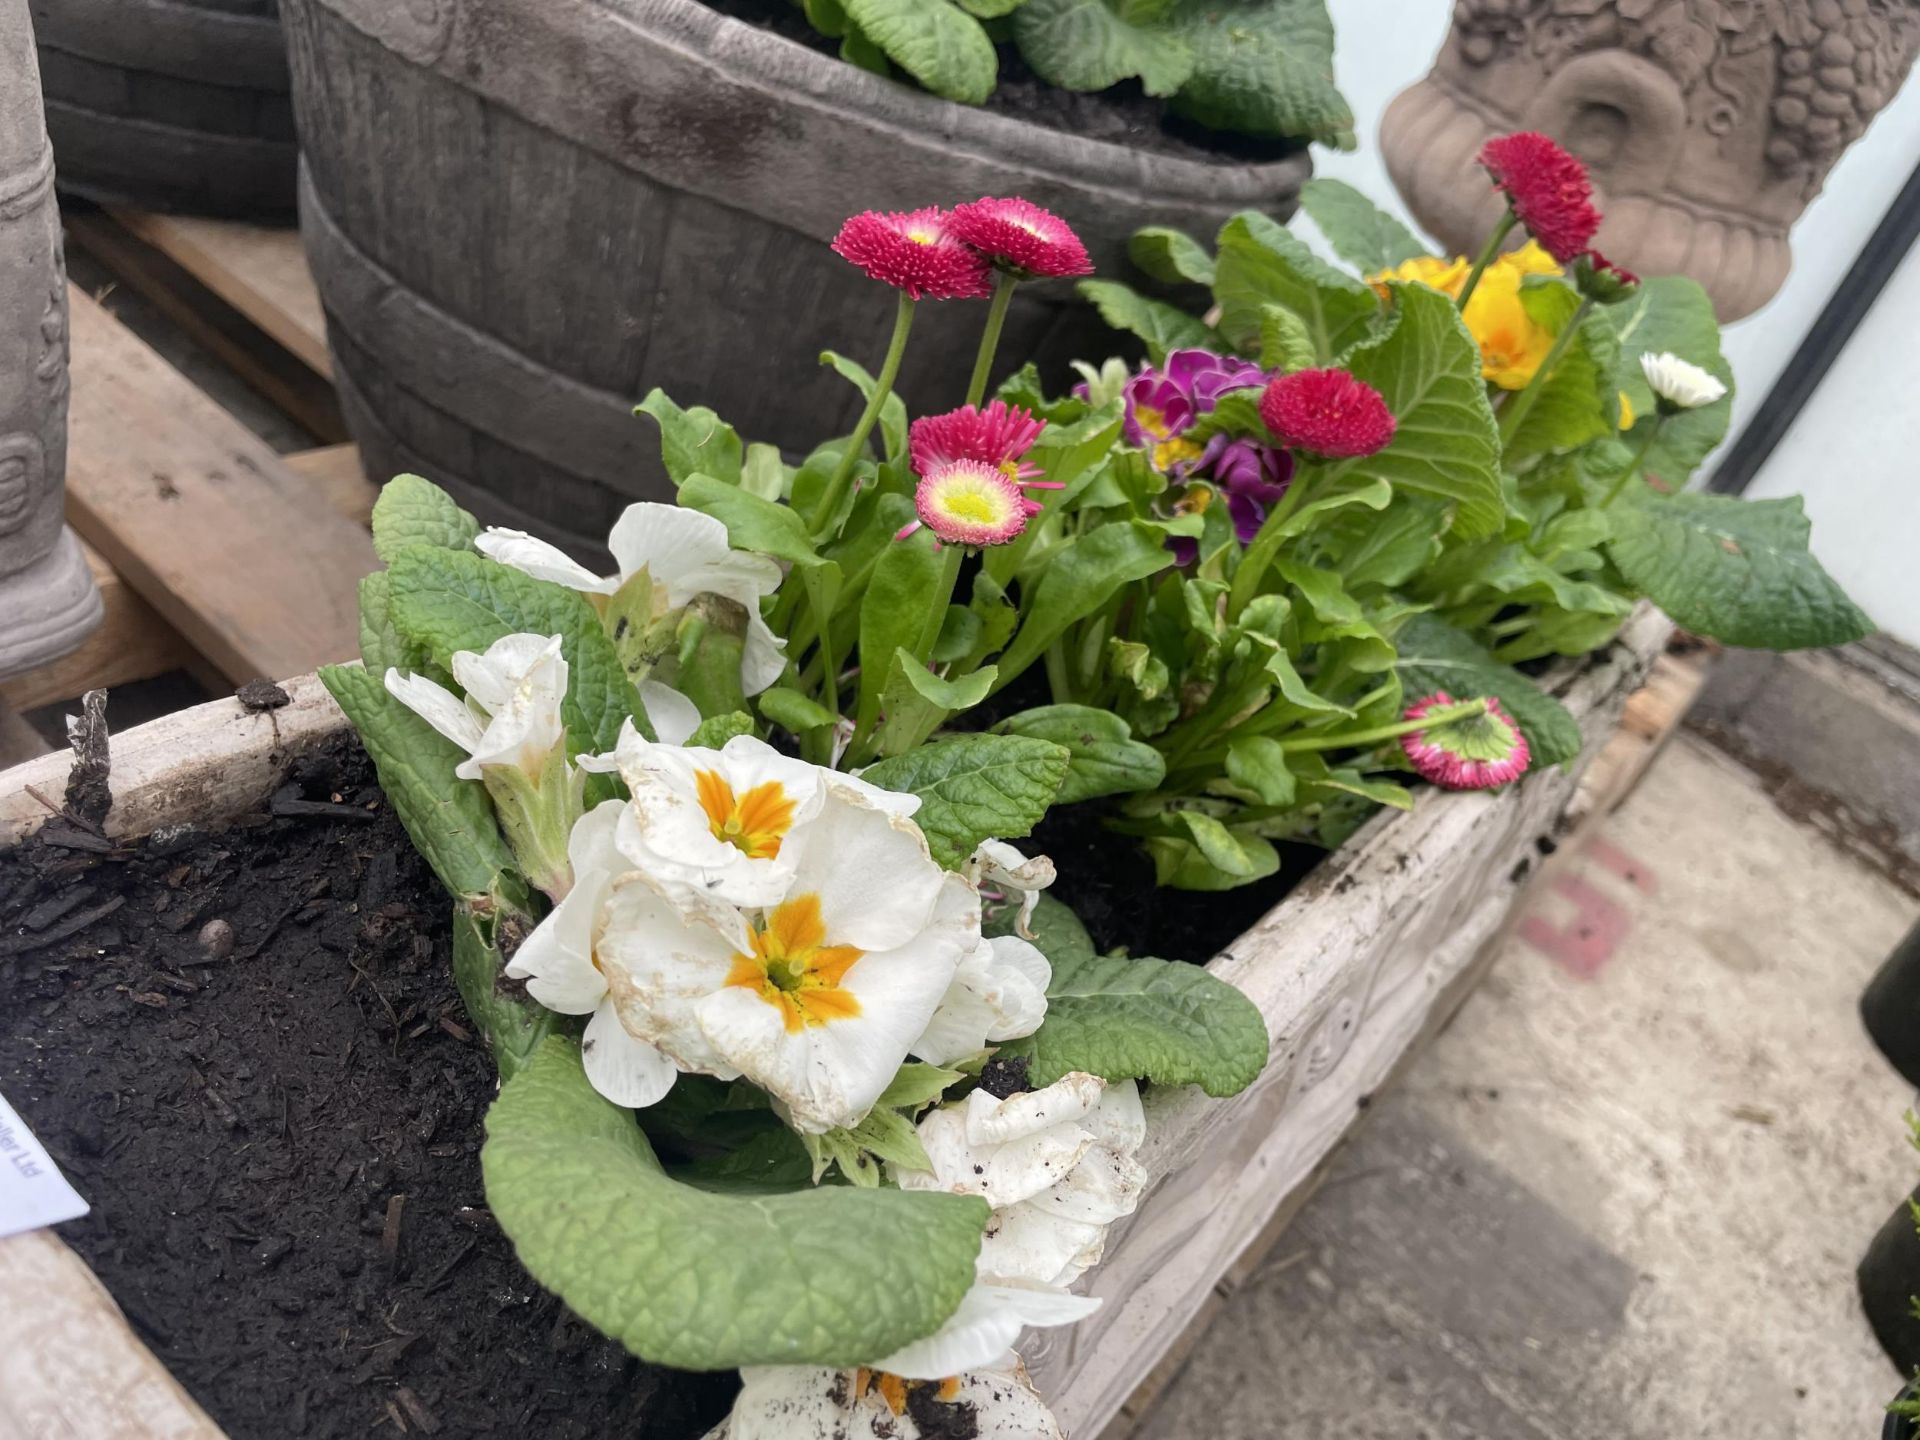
[900,460,1031,549]
[1258,368,1396,459]
[909,400,1058,516]
[831,207,995,301]
[948,197,1094,280]
[1478,131,1601,264]
[1401,691,1531,791]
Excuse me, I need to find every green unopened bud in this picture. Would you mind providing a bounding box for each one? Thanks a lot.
[480,743,584,903]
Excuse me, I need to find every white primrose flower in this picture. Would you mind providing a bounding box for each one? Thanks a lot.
[715,1357,1065,1439]
[513,757,974,1132]
[877,1073,1148,1378]
[385,633,582,898]
[963,839,1056,939]
[476,502,787,694]
[910,934,1050,1068]
[1639,351,1727,411]
[385,632,567,782]
[501,800,713,1106]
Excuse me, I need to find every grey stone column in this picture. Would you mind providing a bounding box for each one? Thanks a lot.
[0,0,99,683]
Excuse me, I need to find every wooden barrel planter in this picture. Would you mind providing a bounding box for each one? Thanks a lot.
[29,0,297,216]
[278,0,1313,556]
[0,608,1668,1437]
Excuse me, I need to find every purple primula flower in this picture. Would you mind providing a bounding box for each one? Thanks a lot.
[1199,433,1294,542]
[1123,349,1267,475]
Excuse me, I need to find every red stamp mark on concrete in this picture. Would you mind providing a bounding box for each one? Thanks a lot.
[1518,833,1655,978]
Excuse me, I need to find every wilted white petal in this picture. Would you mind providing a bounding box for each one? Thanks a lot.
[872,1280,1100,1381]
[980,1200,1110,1288]
[912,935,1050,1066]
[581,998,679,1108]
[963,1073,1105,1147]
[904,1103,1095,1211]
[723,1358,1064,1440]
[965,841,1056,938]
[639,680,701,747]
[1639,351,1726,410]
[384,668,487,758]
[476,527,614,593]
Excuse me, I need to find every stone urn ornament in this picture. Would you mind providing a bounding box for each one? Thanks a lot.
[0,0,99,682]
[1381,0,1920,320]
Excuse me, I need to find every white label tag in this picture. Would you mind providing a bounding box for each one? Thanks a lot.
[0,1090,89,1239]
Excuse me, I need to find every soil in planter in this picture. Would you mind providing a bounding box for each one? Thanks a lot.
[702,0,1308,166]
[0,729,1316,1438]
[0,738,736,1440]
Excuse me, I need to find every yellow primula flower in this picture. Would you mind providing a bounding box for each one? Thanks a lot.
[1463,264,1559,390]
[1501,240,1563,278]
[1369,253,1470,301]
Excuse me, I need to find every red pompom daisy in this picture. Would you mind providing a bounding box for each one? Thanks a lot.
[909,400,1061,519]
[1258,369,1396,459]
[896,459,1030,549]
[1478,131,1600,263]
[831,207,995,301]
[1400,691,1531,791]
[947,197,1093,280]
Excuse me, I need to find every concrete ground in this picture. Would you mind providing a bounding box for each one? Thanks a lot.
[1139,734,1920,1440]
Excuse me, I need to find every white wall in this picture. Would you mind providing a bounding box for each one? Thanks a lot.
[1304,0,1920,644]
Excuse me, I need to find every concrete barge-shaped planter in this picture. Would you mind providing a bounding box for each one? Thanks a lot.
[278,0,1312,555]
[0,608,1670,1437]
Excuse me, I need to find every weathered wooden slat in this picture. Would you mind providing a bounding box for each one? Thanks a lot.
[64,211,345,442]
[0,543,198,713]
[284,443,375,528]
[104,209,330,380]
[62,287,377,686]
[0,1230,224,1440]
[1029,608,1673,1437]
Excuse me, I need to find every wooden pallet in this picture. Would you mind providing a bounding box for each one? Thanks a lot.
[1,207,377,765]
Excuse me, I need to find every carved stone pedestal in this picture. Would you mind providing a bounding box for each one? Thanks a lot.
[1382,1,1920,322]
[1,0,99,683]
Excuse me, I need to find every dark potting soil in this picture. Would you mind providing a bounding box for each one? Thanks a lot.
[0,720,1309,1438]
[0,737,736,1440]
[701,0,1308,166]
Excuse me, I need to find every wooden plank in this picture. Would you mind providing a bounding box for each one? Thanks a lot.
[0,701,52,768]
[284,443,375,529]
[0,671,341,844]
[63,286,377,687]
[104,208,331,381]
[0,1229,224,1440]
[1028,608,1673,1438]
[1562,646,1712,832]
[0,544,199,713]
[64,212,346,444]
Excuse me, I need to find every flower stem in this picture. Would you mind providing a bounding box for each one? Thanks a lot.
[1600,416,1665,509]
[1280,697,1489,754]
[1225,470,1311,622]
[810,293,916,537]
[1456,210,1517,311]
[965,272,1019,409]
[1497,296,1592,444]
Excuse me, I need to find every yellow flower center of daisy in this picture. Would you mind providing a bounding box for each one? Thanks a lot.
[694,770,796,860]
[906,227,938,246]
[927,471,1021,530]
[725,894,863,1033]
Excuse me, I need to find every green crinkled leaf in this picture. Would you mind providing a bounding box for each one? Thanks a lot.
[636,390,743,487]
[385,548,638,757]
[452,903,556,1083]
[758,686,840,734]
[482,1040,989,1369]
[678,474,820,568]
[357,570,428,675]
[1606,493,1872,650]
[1213,211,1377,361]
[1334,282,1505,540]
[371,474,479,562]
[688,711,756,747]
[1298,178,1427,275]
[1609,276,1733,487]
[1000,934,1269,1094]
[319,664,514,900]
[1259,303,1318,374]
[1077,280,1216,365]
[1169,0,1354,146]
[992,704,1167,803]
[1390,613,1583,766]
[862,733,1071,868]
[1129,226,1215,286]
[1503,283,1615,463]
[842,0,998,103]
[1012,0,1194,96]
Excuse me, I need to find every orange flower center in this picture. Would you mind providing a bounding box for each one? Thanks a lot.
[725,894,863,1033]
[695,770,796,860]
